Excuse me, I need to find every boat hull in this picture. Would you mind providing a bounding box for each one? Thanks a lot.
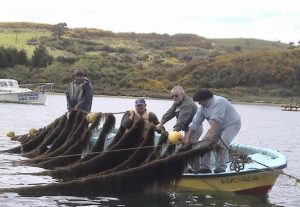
[175,143,287,195]
[0,91,47,105]
[178,169,282,195]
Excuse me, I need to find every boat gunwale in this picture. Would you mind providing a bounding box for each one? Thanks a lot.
[182,163,287,178]
[183,143,287,178]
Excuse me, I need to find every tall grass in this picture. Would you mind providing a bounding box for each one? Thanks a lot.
[0,30,71,57]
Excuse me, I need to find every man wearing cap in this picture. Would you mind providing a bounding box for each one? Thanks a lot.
[66,68,93,112]
[121,99,159,131]
[186,89,241,174]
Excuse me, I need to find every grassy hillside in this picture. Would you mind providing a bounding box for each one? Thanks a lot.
[0,22,298,104]
[0,29,75,57]
[0,29,50,55]
[210,38,289,52]
[178,49,300,101]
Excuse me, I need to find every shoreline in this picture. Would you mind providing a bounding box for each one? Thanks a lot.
[48,92,291,107]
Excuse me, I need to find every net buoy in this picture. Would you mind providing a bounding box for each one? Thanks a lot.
[29,128,38,137]
[6,130,15,138]
[86,112,98,123]
[168,131,183,144]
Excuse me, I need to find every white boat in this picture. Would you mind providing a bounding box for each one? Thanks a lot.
[0,79,54,105]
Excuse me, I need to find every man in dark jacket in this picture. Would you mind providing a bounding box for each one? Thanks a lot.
[66,68,93,112]
[156,86,203,172]
[157,86,202,136]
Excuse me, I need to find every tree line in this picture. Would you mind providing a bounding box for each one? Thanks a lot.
[0,45,52,68]
[179,49,300,97]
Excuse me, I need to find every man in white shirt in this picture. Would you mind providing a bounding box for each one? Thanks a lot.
[186,89,241,173]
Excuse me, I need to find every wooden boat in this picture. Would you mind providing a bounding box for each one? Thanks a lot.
[0,79,54,105]
[178,143,287,195]
[89,131,287,196]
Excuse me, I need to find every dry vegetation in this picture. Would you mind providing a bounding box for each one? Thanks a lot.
[0,22,299,103]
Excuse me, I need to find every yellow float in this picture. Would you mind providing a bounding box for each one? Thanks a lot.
[29,128,38,137]
[6,130,15,138]
[86,112,98,123]
[168,131,183,144]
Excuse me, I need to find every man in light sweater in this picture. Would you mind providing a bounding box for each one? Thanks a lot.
[186,89,241,173]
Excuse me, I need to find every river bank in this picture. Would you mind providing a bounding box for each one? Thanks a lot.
[50,92,297,106]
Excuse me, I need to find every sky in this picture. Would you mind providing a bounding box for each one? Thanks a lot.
[1,0,299,44]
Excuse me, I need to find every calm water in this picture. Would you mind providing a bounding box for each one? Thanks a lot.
[0,94,299,207]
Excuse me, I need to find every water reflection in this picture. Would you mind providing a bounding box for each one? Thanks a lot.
[169,190,277,207]
[0,190,285,207]
[0,194,121,207]
[111,190,280,207]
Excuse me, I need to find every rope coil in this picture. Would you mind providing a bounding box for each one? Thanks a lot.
[229,150,251,172]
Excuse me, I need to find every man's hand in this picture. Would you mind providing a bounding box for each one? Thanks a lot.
[205,128,217,143]
[156,123,164,130]
[129,110,135,120]
[184,129,194,146]
[205,119,218,147]
[184,139,193,146]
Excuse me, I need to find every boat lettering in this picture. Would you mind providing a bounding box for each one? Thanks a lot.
[220,175,260,184]
[18,93,39,101]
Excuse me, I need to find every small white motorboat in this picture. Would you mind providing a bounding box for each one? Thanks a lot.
[0,79,54,105]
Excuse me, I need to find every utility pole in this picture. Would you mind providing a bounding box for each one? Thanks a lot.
[15,32,18,45]
[15,30,20,46]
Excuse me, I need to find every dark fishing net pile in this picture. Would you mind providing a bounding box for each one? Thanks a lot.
[0,110,212,196]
